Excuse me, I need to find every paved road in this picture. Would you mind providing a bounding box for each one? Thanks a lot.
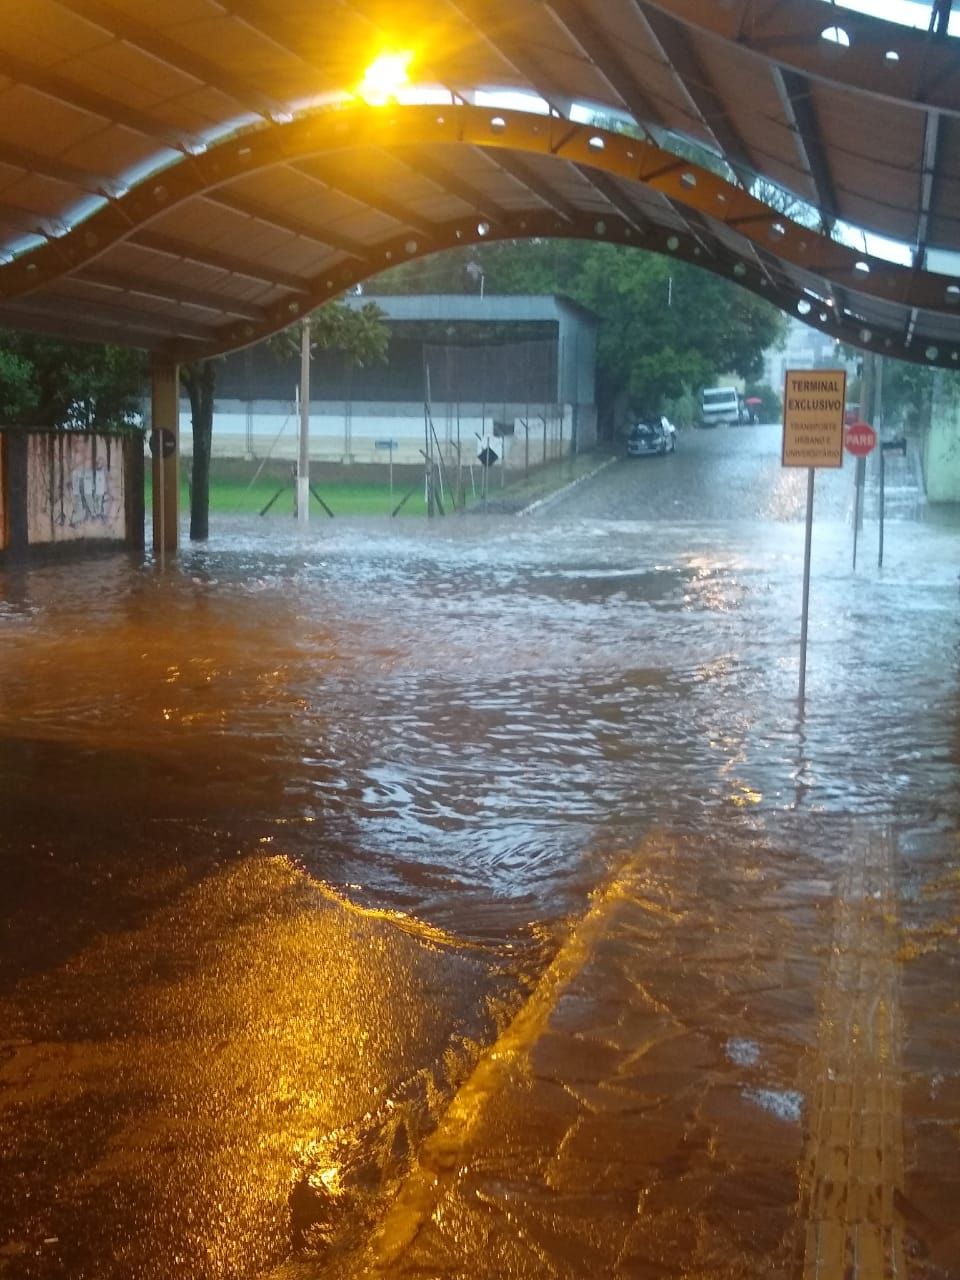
[338,428,955,1280]
[561,422,853,524]
[1,424,954,1280]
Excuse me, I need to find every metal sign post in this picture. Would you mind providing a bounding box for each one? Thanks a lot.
[878,446,885,569]
[782,368,847,711]
[845,421,876,570]
[158,444,165,570]
[798,468,815,705]
[375,439,398,493]
[852,455,865,570]
[878,437,907,568]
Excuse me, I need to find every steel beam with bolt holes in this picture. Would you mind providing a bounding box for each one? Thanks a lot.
[1,103,958,368]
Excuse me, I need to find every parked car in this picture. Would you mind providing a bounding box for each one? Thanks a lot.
[627,418,675,457]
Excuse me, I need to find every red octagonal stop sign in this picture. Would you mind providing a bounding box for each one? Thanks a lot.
[845,421,877,457]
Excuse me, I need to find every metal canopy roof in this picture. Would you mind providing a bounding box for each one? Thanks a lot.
[2,0,960,367]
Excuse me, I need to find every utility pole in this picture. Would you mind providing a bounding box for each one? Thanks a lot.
[297,316,311,525]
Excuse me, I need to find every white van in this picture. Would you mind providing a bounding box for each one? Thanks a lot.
[700,386,744,427]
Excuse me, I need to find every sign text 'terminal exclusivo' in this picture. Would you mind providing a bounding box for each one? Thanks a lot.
[781,369,846,469]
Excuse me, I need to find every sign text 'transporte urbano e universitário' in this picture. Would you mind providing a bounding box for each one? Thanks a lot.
[782,369,846,468]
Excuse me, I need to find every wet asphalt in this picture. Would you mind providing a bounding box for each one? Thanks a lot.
[2,423,958,1279]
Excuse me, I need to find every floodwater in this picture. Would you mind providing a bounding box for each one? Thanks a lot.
[1,425,958,1279]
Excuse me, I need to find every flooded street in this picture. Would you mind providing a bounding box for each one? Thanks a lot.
[1,424,959,1278]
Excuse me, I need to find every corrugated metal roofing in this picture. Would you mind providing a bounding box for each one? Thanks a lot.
[0,0,958,367]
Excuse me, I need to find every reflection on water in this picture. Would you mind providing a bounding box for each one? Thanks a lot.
[2,502,960,1277]
[4,515,959,925]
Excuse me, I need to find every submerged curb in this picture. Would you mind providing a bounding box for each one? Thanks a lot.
[518,456,616,517]
[359,852,643,1274]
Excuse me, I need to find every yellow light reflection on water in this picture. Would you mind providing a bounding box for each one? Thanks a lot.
[0,854,493,1275]
[729,784,764,807]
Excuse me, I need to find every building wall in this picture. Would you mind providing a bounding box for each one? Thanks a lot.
[178,400,575,468]
[924,417,960,501]
[763,318,854,391]
[26,433,126,545]
[205,295,599,462]
[0,429,144,562]
[343,293,599,410]
[924,379,960,502]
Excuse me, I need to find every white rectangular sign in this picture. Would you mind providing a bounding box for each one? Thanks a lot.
[782,368,846,469]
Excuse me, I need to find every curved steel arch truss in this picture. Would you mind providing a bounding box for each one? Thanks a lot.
[206,210,948,373]
[1,102,958,368]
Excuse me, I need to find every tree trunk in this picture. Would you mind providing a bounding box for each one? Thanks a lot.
[595,370,627,441]
[185,360,216,541]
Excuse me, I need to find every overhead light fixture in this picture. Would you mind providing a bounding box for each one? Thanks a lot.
[358,51,413,106]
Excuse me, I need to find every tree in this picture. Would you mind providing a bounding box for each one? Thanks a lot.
[182,300,388,541]
[0,331,143,428]
[0,348,38,423]
[874,357,935,432]
[180,358,218,542]
[749,178,823,230]
[373,239,785,429]
[838,348,942,433]
[267,301,390,366]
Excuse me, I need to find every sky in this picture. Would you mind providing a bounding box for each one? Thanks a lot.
[833,0,957,33]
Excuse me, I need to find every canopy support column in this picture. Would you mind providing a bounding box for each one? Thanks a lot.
[151,361,180,556]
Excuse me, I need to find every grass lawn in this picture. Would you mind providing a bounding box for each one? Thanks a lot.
[145,475,431,517]
[144,452,606,519]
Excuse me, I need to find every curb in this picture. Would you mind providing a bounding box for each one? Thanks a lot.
[360,848,647,1274]
[518,456,616,517]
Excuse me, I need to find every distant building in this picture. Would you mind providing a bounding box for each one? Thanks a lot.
[179,294,599,468]
[762,318,855,391]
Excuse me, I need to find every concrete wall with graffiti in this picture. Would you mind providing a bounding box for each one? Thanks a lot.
[27,433,126,544]
[1,428,144,562]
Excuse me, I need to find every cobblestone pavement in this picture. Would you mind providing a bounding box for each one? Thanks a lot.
[312,429,956,1280]
[339,820,958,1280]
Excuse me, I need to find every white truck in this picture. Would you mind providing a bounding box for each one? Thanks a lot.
[700,385,747,427]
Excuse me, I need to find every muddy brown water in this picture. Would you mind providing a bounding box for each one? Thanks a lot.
[1,426,958,1278]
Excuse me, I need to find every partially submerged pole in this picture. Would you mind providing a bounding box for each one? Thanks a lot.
[297,317,311,525]
[798,467,815,710]
[151,361,179,560]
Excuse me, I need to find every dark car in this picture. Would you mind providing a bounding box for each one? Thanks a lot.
[627,418,675,457]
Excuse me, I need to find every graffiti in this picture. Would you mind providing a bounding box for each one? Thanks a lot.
[27,433,126,545]
[67,461,121,528]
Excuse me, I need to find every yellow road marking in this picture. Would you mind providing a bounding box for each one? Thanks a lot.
[800,828,905,1279]
[360,847,670,1273]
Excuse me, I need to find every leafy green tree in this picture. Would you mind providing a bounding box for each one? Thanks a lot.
[839,349,940,433]
[0,331,143,428]
[373,240,785,429]
[266,301,390,366]
[0,348,38,423]
[876,358,935,431]
[182,300,388,541]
